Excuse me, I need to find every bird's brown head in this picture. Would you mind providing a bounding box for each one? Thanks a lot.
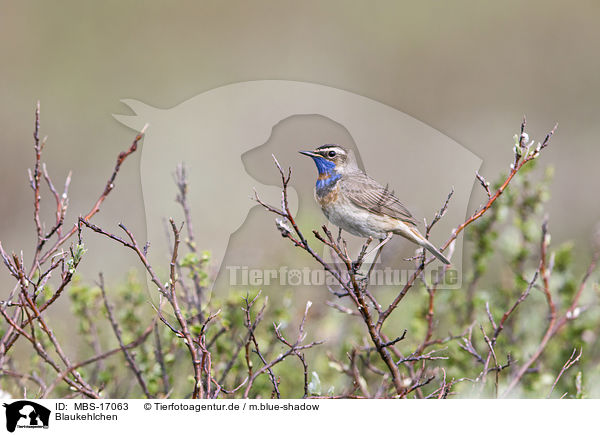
[299,144,358,175]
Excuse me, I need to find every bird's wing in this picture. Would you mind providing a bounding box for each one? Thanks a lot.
[340,172,417,226]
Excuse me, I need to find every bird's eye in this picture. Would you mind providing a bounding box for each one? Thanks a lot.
[328,150,336,158]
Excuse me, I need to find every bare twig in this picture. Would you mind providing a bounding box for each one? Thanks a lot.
[547,348,582,398]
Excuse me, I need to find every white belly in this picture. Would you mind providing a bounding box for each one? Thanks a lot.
[321,196,391,239]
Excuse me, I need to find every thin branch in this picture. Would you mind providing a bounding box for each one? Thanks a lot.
[547,348,582,398]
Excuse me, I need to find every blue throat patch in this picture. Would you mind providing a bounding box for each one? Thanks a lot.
[311,156,341,190]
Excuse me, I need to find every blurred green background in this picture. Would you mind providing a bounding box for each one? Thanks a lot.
[1,0,599,288]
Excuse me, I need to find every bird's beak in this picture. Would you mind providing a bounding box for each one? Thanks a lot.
[299,150,319,158]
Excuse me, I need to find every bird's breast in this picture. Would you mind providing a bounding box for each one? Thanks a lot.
[315,178,401,239]
[315,183,340,209]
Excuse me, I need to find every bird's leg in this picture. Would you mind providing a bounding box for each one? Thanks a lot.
[363,232,393,260]
[366,243,384,282]
[352,233,393,274]
[336,227,343,245]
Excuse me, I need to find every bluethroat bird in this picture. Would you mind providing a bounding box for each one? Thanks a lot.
[300,144,450,265]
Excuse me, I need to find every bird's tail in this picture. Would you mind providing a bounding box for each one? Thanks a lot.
[418,237,451,265]
[394,225,451,265]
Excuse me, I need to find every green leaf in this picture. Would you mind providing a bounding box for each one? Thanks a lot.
[308,371,321,396]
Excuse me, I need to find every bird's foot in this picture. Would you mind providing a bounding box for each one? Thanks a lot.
[351,261,365,275]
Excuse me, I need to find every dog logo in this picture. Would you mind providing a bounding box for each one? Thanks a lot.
[3,401,50,432]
